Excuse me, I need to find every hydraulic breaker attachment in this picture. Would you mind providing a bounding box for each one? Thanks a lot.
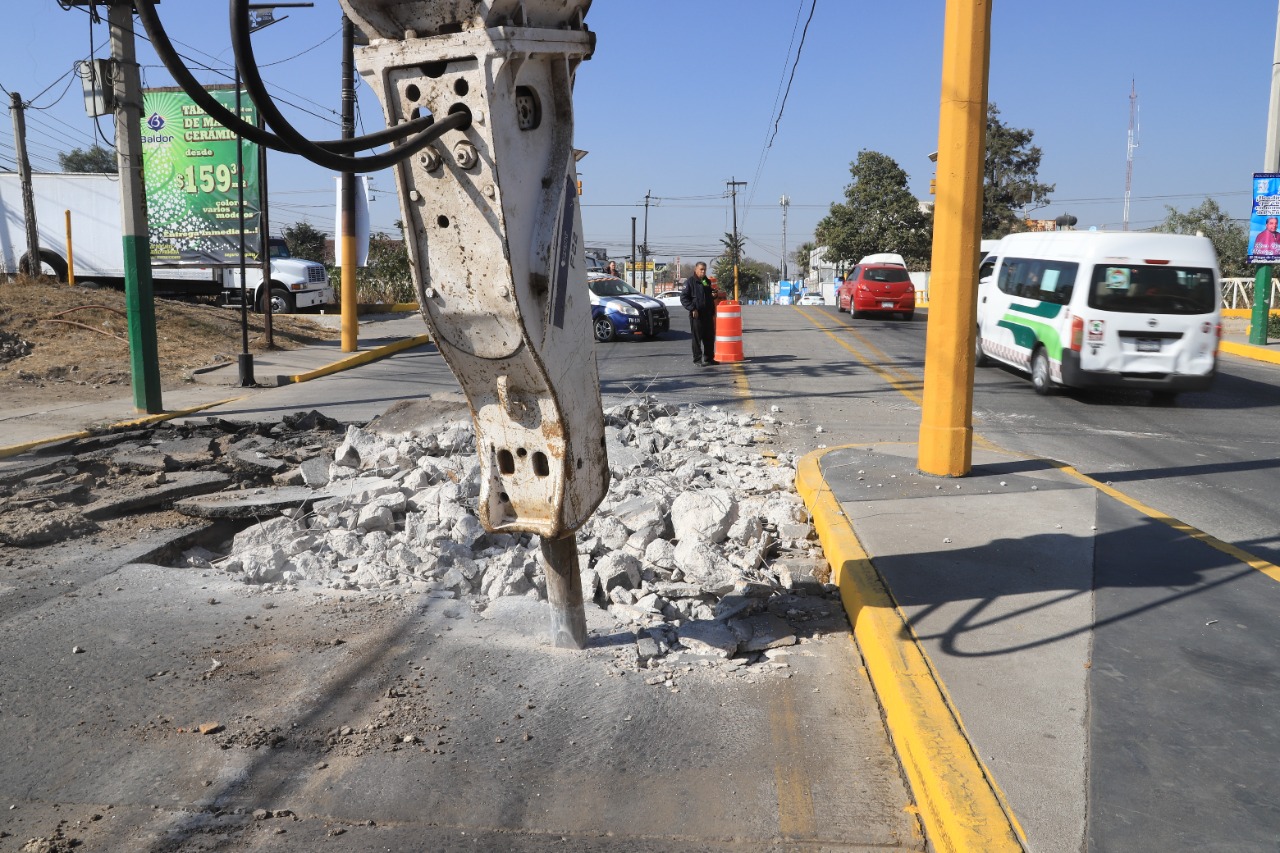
[339,1,606,541]
[340,2,603,647]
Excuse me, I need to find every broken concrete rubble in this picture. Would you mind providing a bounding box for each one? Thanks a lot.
[179,397,835,674]
[0,411,346,544]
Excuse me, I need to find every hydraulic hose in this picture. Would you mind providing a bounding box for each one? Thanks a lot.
[229,0,470,172]
[133,0,462,169]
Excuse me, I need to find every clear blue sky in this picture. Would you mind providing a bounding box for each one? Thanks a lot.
[2,1,1274,270]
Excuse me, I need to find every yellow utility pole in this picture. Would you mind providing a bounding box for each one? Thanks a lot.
[918,0,991,477]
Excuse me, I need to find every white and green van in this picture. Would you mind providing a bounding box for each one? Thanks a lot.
[975,231,1221,401]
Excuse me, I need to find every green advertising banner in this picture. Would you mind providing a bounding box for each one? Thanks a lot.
[141,86,259,266]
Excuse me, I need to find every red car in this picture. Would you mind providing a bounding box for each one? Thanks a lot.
[836,263,915,320]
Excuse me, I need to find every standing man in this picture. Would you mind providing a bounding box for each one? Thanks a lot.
[680,261,717,366]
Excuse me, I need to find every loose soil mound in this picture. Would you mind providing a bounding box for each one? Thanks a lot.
[0,276,339,407]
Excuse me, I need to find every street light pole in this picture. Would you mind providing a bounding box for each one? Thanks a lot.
[780,194,790,285]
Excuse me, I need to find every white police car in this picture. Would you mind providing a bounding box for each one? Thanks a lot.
[587,273,670,342]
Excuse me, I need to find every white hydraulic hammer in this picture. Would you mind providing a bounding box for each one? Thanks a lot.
[339,0,605,647]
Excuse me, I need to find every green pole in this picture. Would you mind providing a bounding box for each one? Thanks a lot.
[122,234,163,409]
[110,2,163,413]
[1250,265,1271,345]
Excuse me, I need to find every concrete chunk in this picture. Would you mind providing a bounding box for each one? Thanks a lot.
[730,612,798,652]
[596,552,642,592]
[677,621,740,658]
[671,489,737,544]
[84,471,234,520]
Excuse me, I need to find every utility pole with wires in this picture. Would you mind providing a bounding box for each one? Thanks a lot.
[641,190,651,294]
[8,92,40,280]
[108,0,163,413]
[727,178,746,300]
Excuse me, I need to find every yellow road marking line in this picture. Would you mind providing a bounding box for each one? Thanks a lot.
[727,361,754,412]
[768,690,817,839]
[794,308,924,405]
[1052,463,1280,583]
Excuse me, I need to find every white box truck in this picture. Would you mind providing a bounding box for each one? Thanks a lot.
[0,171,334,313]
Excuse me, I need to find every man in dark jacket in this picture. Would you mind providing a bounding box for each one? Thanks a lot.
[679,262,717,365]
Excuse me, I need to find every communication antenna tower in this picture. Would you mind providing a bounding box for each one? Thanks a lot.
[1123,80,1140,232]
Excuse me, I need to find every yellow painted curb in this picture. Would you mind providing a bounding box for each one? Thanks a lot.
[0,430,93,459]
[1220,340,1280,365]
[796,448,1023,853]
[1221,307,1279,319]
[0,396,244,460]
[357,302,420,314]
[279,334,433,385]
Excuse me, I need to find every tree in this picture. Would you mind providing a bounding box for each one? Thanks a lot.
[1154,198,1248,278]
[281,221,327,265]
[709,233,774,301]
[58,145,116,173]
[815,150,932,269]
[983,104,1054,239]
[358,230,414,303]
[792,241,816,280]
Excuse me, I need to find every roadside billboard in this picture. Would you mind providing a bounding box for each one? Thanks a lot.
[1249,172,1280,264]
[141,86,259,266]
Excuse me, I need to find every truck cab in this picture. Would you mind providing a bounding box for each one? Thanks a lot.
[223,238,334,313]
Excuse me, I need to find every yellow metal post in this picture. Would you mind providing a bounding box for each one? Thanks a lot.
[64,210,75,287]
[341,233,357,352]
[918,0,991,477]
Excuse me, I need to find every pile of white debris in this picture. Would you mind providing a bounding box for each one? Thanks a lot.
[186,396,832,654]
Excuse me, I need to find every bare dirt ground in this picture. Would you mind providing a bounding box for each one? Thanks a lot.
[0,277,340,411]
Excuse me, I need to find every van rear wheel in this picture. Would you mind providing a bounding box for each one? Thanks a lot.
[975,328,991,367]
[1030,348,1053,395]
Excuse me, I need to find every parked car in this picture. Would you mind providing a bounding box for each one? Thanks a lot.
[588,273,670,342]
[656,284,728,310]
[837,263,916,319]
[656,289,685,309]
[797,294,824,306]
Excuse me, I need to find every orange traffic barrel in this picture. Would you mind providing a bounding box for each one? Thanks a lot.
[714,300,745,363]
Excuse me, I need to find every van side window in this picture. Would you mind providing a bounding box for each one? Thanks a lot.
[997,256,1078,304]
[978,256,996,283]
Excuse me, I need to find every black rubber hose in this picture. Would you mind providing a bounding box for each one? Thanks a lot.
[133,0,447,158]
[230,0,469,172]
